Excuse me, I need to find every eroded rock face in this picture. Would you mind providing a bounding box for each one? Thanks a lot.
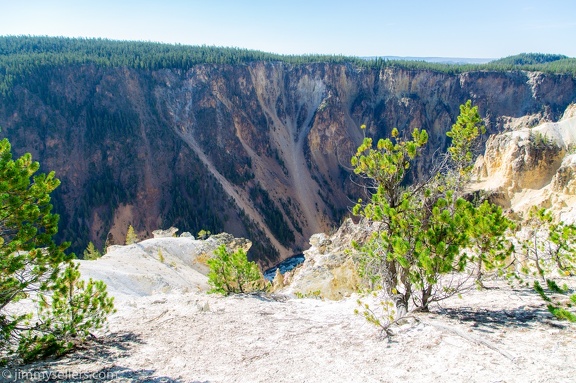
[474,131,565,199]
[284,219,377,300]
[551,154,576,194]
[472,103,576,221]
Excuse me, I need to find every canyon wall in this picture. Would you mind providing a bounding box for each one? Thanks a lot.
[1,62,575,265]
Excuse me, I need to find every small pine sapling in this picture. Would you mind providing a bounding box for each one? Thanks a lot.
[83,241,102,260]
[207,245,264,295]
[17,262,115,361]
[125,224,138,245]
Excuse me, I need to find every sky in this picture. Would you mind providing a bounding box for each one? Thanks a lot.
[1,0,575,59]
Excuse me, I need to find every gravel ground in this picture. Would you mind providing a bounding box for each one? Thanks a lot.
[5,279,575,383]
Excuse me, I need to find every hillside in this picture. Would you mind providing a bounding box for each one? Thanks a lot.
[1,37,576,266]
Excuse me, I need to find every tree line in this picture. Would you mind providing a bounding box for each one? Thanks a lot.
[1,36,576,95]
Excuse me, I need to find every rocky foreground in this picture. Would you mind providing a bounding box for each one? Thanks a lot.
[5,233,574,383]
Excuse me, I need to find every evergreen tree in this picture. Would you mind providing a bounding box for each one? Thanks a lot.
[83,241,102,260]
[469,201,515,287]
[0,137,114,362]
[351,102,500,315]
[197,229,211,240]
[521,208,567,279]
[207,245,264,295]
[125,224,138,245]
[1,137,69,356]
[516,207,576,322]
[17,263,115,361]
[446,100,486,191]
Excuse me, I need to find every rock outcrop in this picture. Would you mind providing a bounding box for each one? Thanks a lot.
[472,103,576,222]
[79,232,251,299]
[551,154,576,195]
[152,227,179,238]
[282,219,377,300]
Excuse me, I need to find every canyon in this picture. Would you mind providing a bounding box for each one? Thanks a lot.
[1,61,576,265]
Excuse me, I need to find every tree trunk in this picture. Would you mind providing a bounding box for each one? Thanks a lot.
[420,285,433,311]
[476,255,485,288]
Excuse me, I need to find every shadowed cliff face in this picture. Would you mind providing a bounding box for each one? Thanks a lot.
[1,62,575,266]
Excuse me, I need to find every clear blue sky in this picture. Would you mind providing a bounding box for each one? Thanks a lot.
[1,0,575,58]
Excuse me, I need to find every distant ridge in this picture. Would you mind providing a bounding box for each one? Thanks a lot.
[489,53,568,65]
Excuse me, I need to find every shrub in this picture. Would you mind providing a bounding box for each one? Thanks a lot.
[207,245,264,294]
[351,101,502,319]
[17,263,115,361]
[197,229,211,240]
[513,207,576,322]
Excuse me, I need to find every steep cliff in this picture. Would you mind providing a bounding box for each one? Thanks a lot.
[473,103,576,222]
[1,62,575,265]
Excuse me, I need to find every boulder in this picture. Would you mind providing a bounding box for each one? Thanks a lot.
[284,218,377,300]
[153,227,179,238]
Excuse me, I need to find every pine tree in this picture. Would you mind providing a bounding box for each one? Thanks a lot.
[446,100,486,179]
[207,245,264,294]
[125,224,138,245]
[469,201,515,287]
[516,207,576,322]
[1,138,69,357]
[197,229,211,240]
[83,241,102,260]
[0,137,114,361]
[17,263,115,361]
[351,101,501,315]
